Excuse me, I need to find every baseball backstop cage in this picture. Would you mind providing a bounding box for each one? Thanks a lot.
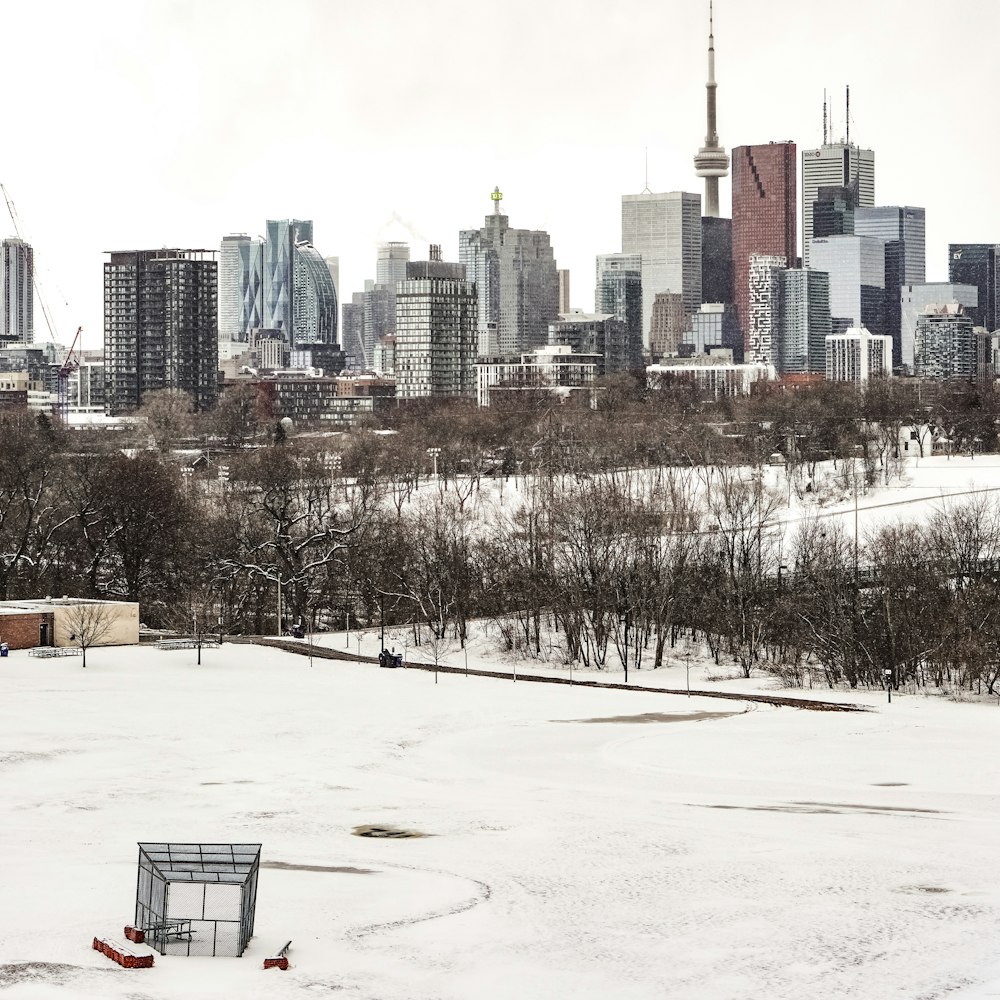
[135,843,261,957]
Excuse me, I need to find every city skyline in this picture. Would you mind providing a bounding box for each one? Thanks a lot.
[0,0,997,350]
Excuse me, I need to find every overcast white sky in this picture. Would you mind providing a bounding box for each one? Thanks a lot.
[2,0,998,350]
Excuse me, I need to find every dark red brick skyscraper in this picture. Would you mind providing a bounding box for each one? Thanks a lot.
[731,142,797,353]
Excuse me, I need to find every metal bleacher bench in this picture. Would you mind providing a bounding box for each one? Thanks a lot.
[29,646,81,658]
[155,639,221,651]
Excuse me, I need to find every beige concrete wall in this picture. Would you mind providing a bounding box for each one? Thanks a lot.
[52,602,140,647]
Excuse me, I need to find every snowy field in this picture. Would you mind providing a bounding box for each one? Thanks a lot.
[2,638,999,1000]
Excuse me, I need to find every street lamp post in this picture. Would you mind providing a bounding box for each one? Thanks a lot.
[426,446,441,481]
[884,667,892,704]
[686,647,691,698]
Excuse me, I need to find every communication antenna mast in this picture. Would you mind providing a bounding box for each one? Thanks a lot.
[642,147,651,194]
[823,89,828,145]
[846,84,850,146]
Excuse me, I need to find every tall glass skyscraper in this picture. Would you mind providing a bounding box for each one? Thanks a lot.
[1,237,33,346]
[855,206,926,367]
[731,142,797,355]
[948,244,999,332]
[595,253,642,363]
[461,190,559,356]
[249,220,339,350]
[801,142,875,268]
[264,219,312,336]
[780,268,831,373]
[621,191,702,348]
[218,235,264,346]
[293,243,339,345]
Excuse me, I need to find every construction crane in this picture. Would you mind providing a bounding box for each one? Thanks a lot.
[3,183,84,423]
[55,326,83,424]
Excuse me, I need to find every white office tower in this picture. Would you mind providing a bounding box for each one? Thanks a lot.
[622,191,702,348]
[826,326,892,383]
[802,139,874,268]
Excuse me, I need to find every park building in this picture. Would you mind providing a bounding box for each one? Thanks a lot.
[476,344,601,407]
[0,598,139,652]
[825,326,892,383]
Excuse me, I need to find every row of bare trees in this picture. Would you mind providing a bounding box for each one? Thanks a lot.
[4,376,1000,693]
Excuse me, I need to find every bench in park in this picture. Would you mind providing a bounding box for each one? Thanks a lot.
[263,940,292,970]
[138,919,196,944]
[154,639,221,651]
[28,647,81,658]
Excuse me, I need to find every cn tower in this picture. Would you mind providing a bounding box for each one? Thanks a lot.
[693,1,729,217]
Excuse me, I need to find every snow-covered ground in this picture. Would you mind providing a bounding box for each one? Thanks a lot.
[4,453,1000,997]
[2,637,999,999]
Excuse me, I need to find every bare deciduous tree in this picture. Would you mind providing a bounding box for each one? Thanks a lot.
[62,602,115,669]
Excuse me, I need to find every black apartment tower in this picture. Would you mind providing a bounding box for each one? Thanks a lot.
[104,249,218,415]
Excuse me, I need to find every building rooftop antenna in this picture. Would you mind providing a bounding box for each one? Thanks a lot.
[643,147,651,194]
[823,89,828,145]
[846,84,850,146]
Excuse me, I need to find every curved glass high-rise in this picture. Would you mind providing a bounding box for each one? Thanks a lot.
[293,242,339,345]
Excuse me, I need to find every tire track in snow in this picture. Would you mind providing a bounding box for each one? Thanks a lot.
[346,861,492,940]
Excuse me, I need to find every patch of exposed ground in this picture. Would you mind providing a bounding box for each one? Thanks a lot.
[693,801,945,817]
[352,824,427,839]
[261,861,375,874]
[559,710,741,725]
